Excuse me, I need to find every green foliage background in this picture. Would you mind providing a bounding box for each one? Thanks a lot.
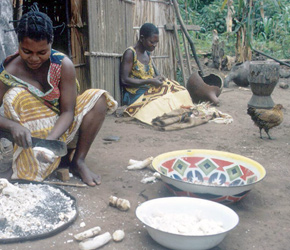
[177,0,290,59]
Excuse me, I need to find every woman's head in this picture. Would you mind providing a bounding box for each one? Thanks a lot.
[139,23,159,52]
[16,8,54,44]
[140,23,159,39]
[16,6,53,70]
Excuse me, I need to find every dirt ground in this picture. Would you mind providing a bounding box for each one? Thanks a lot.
[1,66,290,250]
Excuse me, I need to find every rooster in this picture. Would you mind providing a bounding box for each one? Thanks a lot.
[247,104,284,139]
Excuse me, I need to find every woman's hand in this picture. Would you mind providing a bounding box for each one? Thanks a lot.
[150,75,166,87]
[157,75,166,81]
[9,123,32,148]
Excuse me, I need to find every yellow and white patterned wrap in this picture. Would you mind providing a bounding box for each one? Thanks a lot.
[3,87,117,181]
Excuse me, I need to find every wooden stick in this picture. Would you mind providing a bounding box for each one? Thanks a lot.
[172,0,205,76]
[164,24,201,32]
[181,31,192,76]
[84,51,122,58]
[173,24,186,85]
[43,181,87,187]
[222,89,235,93]
[122,0,136,4]
[252,48,290,68]
[139,0,170,4]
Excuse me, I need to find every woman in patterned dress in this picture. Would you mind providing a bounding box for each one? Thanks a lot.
[120,23,194,125]
[0,6,117,186]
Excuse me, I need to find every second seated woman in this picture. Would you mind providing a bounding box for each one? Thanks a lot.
[120,23,194,125]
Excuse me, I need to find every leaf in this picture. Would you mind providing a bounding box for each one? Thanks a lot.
[221,0,228,11]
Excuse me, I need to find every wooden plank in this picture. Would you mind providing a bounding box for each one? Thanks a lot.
[122,0,135,4]
[114,58,121,105]
[125,0,134,47]
[152,55,169,59]
[140,0,170,4]
[87,0,100,89]
[165,24,201,31]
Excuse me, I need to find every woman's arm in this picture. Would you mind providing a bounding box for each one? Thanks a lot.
[46,57,77,140]
[120,50,163,88]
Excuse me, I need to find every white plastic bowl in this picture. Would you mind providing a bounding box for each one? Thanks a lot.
[136,197,239,250]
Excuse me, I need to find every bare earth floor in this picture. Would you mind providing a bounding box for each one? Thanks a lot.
[1,76,290,250]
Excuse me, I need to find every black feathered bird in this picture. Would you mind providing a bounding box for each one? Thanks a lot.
[247,104,284,139]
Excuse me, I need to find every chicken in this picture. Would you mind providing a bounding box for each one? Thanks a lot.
[247,104,284,139]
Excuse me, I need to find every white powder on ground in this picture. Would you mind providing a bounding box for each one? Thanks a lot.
[145,211,225,236]
[0,182,77,239]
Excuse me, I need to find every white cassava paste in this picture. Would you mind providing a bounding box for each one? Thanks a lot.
[145,210,225,236]
[0,180,76,239]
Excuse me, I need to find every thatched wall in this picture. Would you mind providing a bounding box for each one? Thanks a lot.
[133,0,177,80]
[86,0,134,103]
[10,0,179,104]
[70,0,90,93]
[86,0,177,103]
[83,0,180,98]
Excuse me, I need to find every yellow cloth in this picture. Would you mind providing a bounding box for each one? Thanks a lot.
[122,47,194,124]
[124,79,194,125]
[3,87,117,181]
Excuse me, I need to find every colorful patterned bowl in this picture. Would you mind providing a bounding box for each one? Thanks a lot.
[152,149,266,204]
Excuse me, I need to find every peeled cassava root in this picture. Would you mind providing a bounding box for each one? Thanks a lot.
[79,232,112,250]
[33,147,56,163]
[74,226,101,241]
[109,195,130,211]
[141,176,156,183]
[127,156,153,170]
[112,229,125,242]
[0,178,21,197]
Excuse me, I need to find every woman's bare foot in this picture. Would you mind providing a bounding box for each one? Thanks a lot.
[71,159,101,186]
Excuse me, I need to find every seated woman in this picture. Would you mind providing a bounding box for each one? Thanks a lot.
[120,23,194,125]
[0,6,117,186]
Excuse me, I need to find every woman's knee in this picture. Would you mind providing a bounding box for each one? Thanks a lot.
[94,94,107,116]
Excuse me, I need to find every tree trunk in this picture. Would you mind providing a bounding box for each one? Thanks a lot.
[212,30,224,70]
[260,1,265,20]
[226,0,234,33]
[235,0,253,63]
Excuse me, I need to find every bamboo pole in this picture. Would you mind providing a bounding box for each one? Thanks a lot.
[181,31,192,76]
[173,24,186,85]
[172,0,204,76]
[252,48,290,68]
[84,51,122,57]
